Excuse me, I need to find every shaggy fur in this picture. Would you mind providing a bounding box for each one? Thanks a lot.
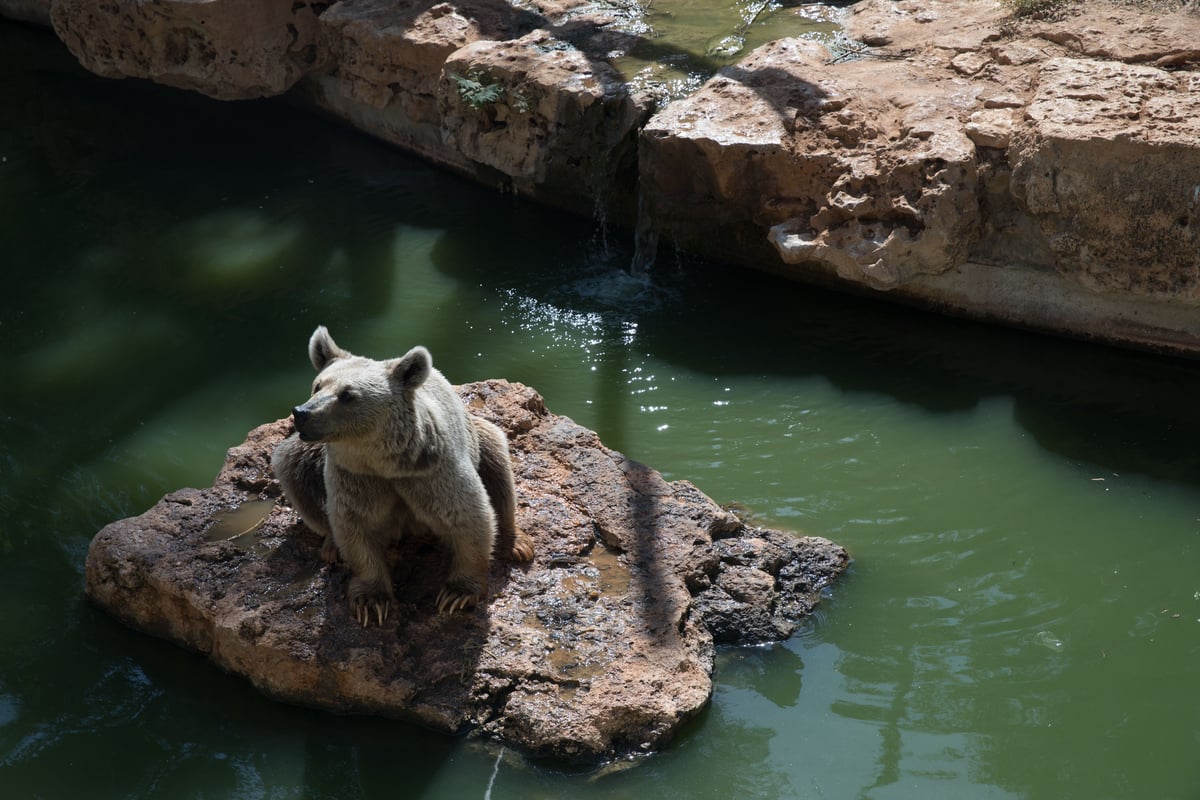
[271,326,534,625]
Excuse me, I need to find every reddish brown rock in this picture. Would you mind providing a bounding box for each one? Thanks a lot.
[49,0,324,100]
[84,380,848,763]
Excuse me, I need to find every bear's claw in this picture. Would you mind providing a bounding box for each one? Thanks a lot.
[352,597,391,628]
[350,596,390,628]
[510,531,535,563]
[498,528,535,563]
[435,587,479,614]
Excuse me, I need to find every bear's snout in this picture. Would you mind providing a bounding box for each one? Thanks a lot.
[292,405,319,441]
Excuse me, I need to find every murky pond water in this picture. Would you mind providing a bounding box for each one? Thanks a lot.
[4,23,1200,800]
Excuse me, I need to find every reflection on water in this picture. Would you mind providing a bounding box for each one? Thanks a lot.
[4,23,1200,800]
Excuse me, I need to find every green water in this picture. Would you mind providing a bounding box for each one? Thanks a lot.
[4,23,1200,800]
[611,0,843,100]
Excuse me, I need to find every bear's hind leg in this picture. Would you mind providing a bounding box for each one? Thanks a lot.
[473,417,534,563]
[272,434,338,563]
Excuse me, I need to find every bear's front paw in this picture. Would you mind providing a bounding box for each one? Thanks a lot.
[348,578,393,628]
[498,528,535,563]
[435,576,485,614]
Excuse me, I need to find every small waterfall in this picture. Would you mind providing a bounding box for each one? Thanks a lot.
[629,187,659,275]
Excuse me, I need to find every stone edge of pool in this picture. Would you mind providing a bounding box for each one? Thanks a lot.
[6,0,1200,355]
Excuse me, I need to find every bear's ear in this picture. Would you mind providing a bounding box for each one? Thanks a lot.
[308,326,349,372]
[391,346,432,391]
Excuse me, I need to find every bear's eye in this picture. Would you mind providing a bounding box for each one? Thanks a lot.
[338,389,355,403]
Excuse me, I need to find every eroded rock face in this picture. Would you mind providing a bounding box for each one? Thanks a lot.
[640,0,1200,351]
[439,29,651,211]
[303,0,510,173]
[642,37,982,290]
[85,380,848,763]
[36,0,648,219]
[8,0,1200,352]
[50,0,324,100]
[306,0,652,219]
[1009,58,1200,303]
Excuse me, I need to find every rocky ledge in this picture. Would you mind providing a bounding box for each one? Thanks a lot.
[641,0,1200,355]
[7,0,1197,354]
[85,380,848,763]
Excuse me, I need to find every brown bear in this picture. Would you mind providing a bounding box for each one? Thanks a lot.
[271,326,534,626]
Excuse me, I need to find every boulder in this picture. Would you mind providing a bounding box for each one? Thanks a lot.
[300,0,527,175]
[49,0,324,100]
[438,28,652,215]
[641,37,982,291]
[38,0,650,220]
[639,0,1200,353]
[84,380,848,763]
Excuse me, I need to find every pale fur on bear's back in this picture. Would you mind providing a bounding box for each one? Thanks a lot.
[271,326,534,626]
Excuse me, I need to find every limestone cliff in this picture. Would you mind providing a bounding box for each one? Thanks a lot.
[3,0,1199,354]
[643,0,1200,353]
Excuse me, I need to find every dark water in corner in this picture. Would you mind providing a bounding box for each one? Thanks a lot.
[4,23,1200,800]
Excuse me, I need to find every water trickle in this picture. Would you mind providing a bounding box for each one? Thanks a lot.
[629,188,659,275]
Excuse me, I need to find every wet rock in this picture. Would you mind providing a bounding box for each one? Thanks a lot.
[85,380,848,763]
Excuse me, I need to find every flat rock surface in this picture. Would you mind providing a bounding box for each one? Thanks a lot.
[85,380,848,763]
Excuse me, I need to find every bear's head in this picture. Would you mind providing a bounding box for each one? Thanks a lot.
[290,326,432,443]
